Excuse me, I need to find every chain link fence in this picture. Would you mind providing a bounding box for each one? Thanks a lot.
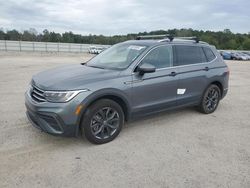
[0,40,110,53]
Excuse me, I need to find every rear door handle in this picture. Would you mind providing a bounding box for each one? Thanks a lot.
[169,71,177,77]
[204,67,210,71]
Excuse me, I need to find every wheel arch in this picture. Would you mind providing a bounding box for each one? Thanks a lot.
[210,81,223,98]
[82,94,130,121]
[75,89,131,136]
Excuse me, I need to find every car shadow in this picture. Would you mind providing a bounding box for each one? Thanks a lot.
[29,106,201,147]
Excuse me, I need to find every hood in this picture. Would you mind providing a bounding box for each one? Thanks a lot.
[32,64,120,90]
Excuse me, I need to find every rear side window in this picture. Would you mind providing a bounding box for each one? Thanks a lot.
[174,45,207,66]
[141,45,172,69]
[203,47,216,62]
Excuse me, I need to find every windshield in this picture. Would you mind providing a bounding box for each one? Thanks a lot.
[86,43,147,70]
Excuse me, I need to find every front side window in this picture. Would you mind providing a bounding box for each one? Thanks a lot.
[174,45,207,66]
[87,43,147,70]
[140,45,172,69]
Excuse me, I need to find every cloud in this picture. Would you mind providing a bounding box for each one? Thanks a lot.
[0,0,249,35]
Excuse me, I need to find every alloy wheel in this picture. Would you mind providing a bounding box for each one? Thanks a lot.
[205,88,219,111]
[90,107,120,139]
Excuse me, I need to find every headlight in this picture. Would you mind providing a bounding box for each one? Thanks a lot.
[44,89,89,103]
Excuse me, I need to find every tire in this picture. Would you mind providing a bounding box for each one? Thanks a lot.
[198,84,221,114]
[81,99,124,144]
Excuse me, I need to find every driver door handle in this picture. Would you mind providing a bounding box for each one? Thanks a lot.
[204,67,210,71]
[169,71,177,77]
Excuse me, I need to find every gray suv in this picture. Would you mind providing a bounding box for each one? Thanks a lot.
[25,35,229,144]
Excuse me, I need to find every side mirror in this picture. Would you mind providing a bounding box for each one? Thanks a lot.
[136,63,156,75]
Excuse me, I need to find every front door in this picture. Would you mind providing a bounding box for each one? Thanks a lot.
[131,45,178,116]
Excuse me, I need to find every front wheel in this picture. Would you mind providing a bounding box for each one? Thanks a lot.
[81,99,124,144]
[198,84,221,114]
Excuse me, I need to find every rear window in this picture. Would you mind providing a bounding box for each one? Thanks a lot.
[203,47,216,62]
[174,45,207,66]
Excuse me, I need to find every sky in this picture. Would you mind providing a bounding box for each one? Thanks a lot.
[0,0,249,35]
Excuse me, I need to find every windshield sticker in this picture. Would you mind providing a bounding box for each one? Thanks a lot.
[128,45,146,51]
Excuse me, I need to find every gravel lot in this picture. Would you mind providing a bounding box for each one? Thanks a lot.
[0,53,250,188]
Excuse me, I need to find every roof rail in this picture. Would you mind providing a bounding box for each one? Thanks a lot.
[159,36,200,43]
[136,34,174,41]
[174,36,200,43]
[136,34,200,43]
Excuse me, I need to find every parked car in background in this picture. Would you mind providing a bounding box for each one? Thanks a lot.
[88,46,95,54]
[238,52,250,60]
[230,52,247,60]
[220,51,231,60]
[218,50,250,61]
[88,46,107,54]
[243,52,250,56]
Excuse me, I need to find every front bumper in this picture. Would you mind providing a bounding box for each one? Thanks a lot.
[25,91,88,137]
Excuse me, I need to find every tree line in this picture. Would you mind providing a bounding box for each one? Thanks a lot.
[0,28,250,50]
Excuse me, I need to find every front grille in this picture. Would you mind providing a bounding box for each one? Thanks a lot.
[31,85,46,102]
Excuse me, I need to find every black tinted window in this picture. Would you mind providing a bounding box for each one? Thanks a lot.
[174,45,207,66]
[141,46,172,69]
[203,47,216,62]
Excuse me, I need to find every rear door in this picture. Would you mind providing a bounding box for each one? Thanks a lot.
[173,45,215,106]
[131,45,178,116]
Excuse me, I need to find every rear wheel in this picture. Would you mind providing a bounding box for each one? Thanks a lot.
[198,84,221,114]
[81,99,124,144]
